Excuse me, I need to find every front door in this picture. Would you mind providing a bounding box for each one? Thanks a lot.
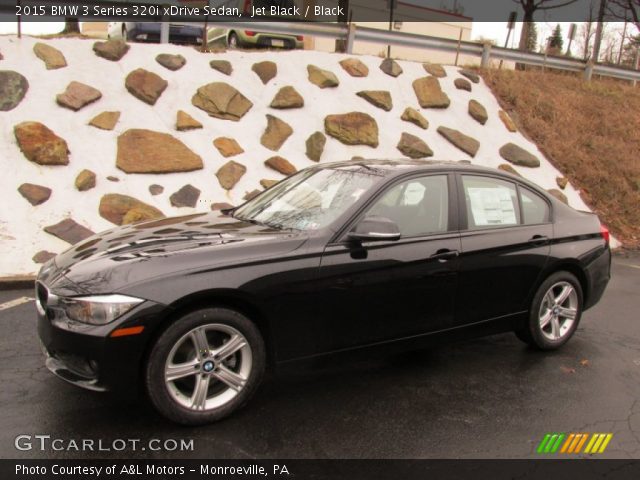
[287,174,461,359]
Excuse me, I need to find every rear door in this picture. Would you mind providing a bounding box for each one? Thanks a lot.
[455,174,552,327]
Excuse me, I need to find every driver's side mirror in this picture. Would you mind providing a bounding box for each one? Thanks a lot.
[348,216,401,242]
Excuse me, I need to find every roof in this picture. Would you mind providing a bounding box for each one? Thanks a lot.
[318,158,501,175]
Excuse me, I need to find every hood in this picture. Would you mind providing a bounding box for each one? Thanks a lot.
[43,212,308,295]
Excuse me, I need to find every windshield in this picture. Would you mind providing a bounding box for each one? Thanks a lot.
[232,167,381,231]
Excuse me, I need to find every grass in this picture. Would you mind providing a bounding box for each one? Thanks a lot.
[482,68,640,248]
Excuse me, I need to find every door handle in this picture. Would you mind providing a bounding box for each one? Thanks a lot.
[430,249,459,262]
[528,235,549,245]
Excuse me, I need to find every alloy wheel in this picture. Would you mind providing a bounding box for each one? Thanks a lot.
[538,281,578,341]
[164,323,252,411]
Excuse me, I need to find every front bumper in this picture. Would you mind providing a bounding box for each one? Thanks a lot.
[36,280,168,393]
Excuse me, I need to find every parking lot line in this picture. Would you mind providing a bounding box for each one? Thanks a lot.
[0,296,33,311]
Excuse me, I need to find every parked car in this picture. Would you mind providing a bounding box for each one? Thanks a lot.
[107,22,205,45]
[36,160,611,425]
[207,27,304,49]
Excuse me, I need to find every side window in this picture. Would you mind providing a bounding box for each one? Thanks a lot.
[520,187,550,224]
[462,176,519,229]
[367,175,449,237]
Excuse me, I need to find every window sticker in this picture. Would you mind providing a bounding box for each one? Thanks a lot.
[467,187,517,226]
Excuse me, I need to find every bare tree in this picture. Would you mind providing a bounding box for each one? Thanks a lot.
[607,0,640,31]
[512,0,580,51]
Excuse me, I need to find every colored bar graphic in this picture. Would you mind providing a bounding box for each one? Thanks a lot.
[538,433,613,454]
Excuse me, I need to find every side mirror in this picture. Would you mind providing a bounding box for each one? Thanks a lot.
[348,216,401,242]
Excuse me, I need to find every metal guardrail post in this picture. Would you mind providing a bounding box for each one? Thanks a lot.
[481,43,492,68]
[634,50,640,87]
[346,23,356,55]
[584,61,594,82]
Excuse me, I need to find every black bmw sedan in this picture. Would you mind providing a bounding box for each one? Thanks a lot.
[36,160,611,424]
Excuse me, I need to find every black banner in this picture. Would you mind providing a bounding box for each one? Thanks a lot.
[0,0,637,23]
[4,459,640,480]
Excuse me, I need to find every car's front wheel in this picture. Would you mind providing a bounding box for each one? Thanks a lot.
[515,271,583,350]
[145,308,265,425]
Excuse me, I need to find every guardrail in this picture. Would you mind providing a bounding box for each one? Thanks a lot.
[206,20,640,84]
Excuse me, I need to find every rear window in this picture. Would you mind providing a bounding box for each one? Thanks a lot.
[462,176,519,229]
[520,187,550,224]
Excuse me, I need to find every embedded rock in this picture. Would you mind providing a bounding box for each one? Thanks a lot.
[260,115,293,151]
[265,156,297,175]
[454,78,472,91]
[99,194,164,226]
[125,68,168,105]
[176,110,202,131]
[397,133,433,159]
[423,63,446,77]
[18,183,51,205]
[380,58,402,77]
[107,176,120,182]
[260,179,278,189]
[556,177,568,189]
[437,126,479,157]
[93,39,129,61]
[0,71,29,111]
[499,143,540,168]
[149,184,164,195]
[305,131,326,162]
[44,218,95,244]
[413,77,450,108]
[117,129,203,173]
[89,111,120,130]
[170,184,201,208]
[156,53,186,71]
[210,60,233,75]
[356,90,392,111]
[33,251,56,264]
[75,169,96,191]
[14,121,69,165]
[401,107,428,129]
[56,81,102,111]
[339,58,369,77]
[270,86,304,109]
[499,110,517,132]
[192,82,253,121]
[468,99,488,125]
[307,64,339,88]
[252,61,277,84]
[33,42,67,69]
[324,112,378,147]
[211,202,234,211]
[498,164,521,176]
[213,137,244,158]
[459,69,480,83]
[216,160,246,190]
[548,189,568,204]
[244,189,261,201]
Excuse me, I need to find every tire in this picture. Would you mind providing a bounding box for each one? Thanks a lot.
[515,271,583,350]
[228,32,239,49]
[145,307,265,425]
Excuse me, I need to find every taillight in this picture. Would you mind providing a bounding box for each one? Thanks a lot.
[600,224,610,245]
[244,30,256,37]
[296,35,304,41]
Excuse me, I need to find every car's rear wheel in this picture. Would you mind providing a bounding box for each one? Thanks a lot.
[145,308,265,425]
[228,32,239,49]
[515,271,583,350]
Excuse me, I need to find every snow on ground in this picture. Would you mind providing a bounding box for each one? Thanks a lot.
[0,35,597,276]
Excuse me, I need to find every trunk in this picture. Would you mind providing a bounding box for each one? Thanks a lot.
[591,0,607,62]
[517,11,535,71]
[62,18,80,34]
[335,0,349,52]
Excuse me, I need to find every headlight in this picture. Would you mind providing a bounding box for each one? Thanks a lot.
[60,295,143,325]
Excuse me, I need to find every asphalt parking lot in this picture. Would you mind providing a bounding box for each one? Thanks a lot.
[1,253,639,460]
